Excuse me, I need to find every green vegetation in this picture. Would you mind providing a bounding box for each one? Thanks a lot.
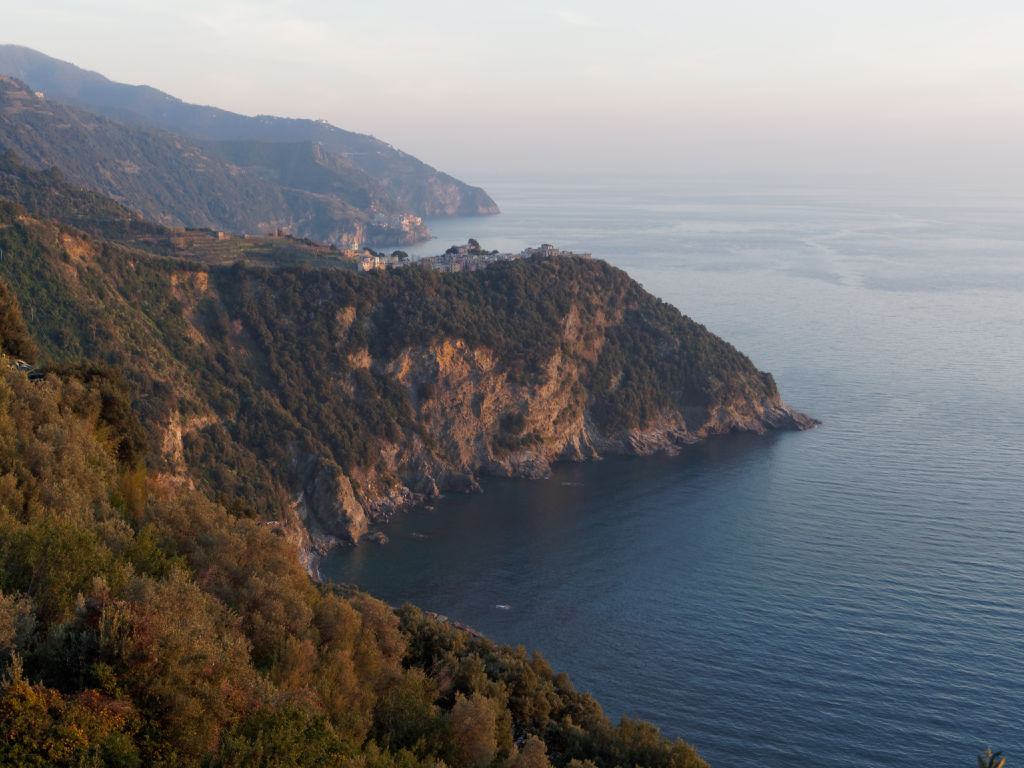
[0,185,778,521]
[0,347,706,767]
[0,174,792,764]
[0,272,37,362]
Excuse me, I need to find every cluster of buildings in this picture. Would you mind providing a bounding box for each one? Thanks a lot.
[357,241,591,273]
[521,243,593,259]
[415,244,519,273]
[355,250,409,271]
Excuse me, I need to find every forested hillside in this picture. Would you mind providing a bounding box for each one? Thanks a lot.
[0,75,426,246]
[0,184,813,552]
[0,124,827,767]
[0,344,706,767]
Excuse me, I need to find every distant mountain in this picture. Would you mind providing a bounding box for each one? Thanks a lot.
[0,74,425,246]
[199,138,393,213]
[0,149,357,266]
[0,44,499,218]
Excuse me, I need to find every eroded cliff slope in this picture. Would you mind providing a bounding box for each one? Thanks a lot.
[0,198,814,559]
[0,294,709,768]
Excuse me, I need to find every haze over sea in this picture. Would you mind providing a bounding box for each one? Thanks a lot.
[323,175,1024,767]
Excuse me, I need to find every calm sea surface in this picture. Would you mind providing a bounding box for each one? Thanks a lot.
[324,175,1024,767]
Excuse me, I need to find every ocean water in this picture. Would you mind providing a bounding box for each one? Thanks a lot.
[324,175,1024,767]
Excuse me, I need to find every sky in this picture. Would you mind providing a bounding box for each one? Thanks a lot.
[5,1,1024,183]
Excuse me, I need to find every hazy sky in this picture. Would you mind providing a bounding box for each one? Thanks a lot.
[6,1,1024,182]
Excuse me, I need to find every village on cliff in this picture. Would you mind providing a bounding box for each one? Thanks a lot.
[353,240,592,273]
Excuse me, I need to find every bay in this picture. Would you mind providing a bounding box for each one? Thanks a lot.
[323,174,1024,767]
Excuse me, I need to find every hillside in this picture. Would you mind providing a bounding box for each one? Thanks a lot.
[201,139,396,212]
[0,187,815,560]
[0,75,430,247]
[0,166,821,767]
[0,44,499,218]
[0,334,707,768]
[0,180,755,768]
[0,149,168,241]
[0,150,377,267]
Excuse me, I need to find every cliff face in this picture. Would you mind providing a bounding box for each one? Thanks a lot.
[0,204,814,561]
[0,352,712,768]
[392,172,501,217]
[289,334,814,550]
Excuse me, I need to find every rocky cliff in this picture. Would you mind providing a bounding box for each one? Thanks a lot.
[0,199,815,566]
[0,272,712,768]
[288,321,815,554]
[175,255,816,554]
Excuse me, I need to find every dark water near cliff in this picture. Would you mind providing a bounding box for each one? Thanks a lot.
[324,175,1024,767]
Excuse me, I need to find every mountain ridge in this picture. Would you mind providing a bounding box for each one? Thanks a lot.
[0,44,499,218]
[0,73,432,247]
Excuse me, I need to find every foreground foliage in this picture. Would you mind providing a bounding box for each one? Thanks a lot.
[0,301,708,766]
[0,169,738,766]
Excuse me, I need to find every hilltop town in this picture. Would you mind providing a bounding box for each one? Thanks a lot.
[355,239,592,272]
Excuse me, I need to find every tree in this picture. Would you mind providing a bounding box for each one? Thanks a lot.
[0,277,37,363]
[211,705,349,768]
[0,657,141,767]
[450,693,498,768]
[503,735,551,768]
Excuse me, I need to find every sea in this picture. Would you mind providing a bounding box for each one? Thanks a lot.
[322,174,1024,767]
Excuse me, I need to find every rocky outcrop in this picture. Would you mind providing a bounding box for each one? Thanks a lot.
[394,173,501,217]
[291,451,369,550]
[293,337,817,551]
[0,170,813,586]
[158,259,819,558]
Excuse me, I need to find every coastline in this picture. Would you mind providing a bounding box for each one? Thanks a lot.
[299,397,818,573]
